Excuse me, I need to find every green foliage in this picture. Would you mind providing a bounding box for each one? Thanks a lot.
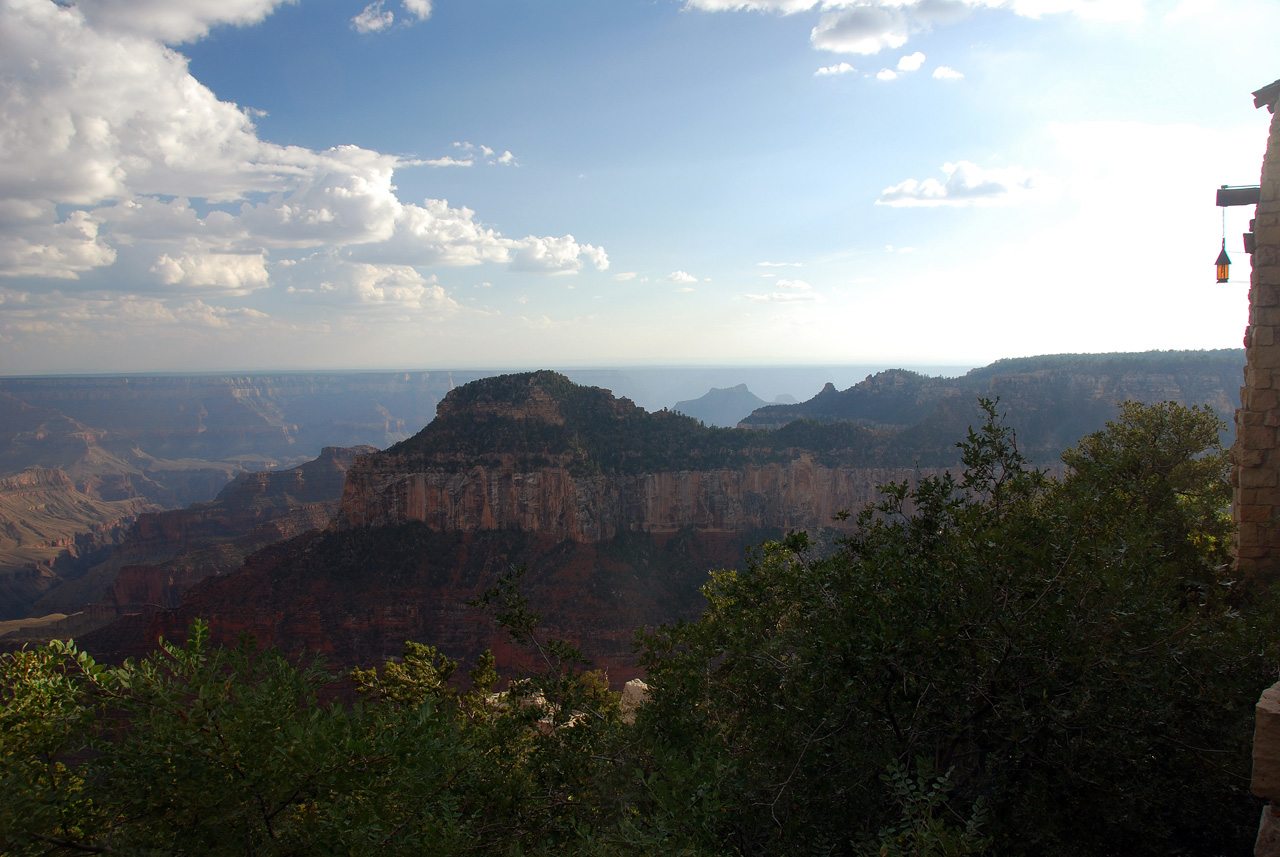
[637,399,1276,856]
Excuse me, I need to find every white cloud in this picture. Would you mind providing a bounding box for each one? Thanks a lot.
[280,256,459,313]
[877,68,899,81]
[812,7,909,55]
[666,271,699,283]
[0,1,602,287]
[150,248,269,293]
[815,61,856,76]
[508,235,609,274]
[0,209,117,279]
[351,1,394,33]
[933,65,964,79]
[0,1,296,206]
[612,271,639,281]
[423,156,474,167]
[897,51,925,71]
[351,0,433,33]
[449,142,520,167]
[674,286,695,293]
[876,161,1058,207]
[77,0,298,45]
[757,261,803,267]
[401,0,432,21]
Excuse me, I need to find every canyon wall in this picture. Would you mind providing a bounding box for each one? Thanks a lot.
[336,455,908,542]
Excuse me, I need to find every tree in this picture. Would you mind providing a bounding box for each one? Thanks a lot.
[636,399,1276,856]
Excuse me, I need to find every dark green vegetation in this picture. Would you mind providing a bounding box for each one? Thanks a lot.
[4,401,1276,856]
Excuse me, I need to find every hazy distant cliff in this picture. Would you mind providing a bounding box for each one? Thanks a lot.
[739,351,1243,461]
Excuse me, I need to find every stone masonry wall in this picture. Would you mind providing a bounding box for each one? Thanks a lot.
[1232,105,1280,580]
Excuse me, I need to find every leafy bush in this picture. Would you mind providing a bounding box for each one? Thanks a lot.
[636,400,1276,856]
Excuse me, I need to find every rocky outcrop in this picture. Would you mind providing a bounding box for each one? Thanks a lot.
[0,466,154,618]
[332,371,929,542]
[0,447,373,646]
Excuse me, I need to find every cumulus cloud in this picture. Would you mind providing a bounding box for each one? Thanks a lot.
[815,61,856,76]
[933,65,964,79]
[351,0,433,33]
[449,142,519,167]
[150,248,270,293]
[812,7,909,54]
[666,271,699,283]
[0,0,604,293]
[77,0,298,45]
[423,156,473,167]
[897,51,925,70]
[401,0,433,21]
[508,236,609,274]
[877,68,899,80]
[0,210,118,280]
[877,161,1058,206]
[280,256,459,313]
[351,1,395,33]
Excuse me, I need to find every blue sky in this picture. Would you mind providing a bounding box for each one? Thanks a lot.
[0,0,1276,374]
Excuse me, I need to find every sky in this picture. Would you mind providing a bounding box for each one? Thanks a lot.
[0,0,1277,375]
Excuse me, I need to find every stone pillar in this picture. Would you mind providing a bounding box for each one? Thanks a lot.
[1232,104,1280,581]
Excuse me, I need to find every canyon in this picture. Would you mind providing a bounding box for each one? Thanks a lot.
[48,352,1245,684]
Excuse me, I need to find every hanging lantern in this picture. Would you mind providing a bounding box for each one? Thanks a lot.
[1217,241,1231,283]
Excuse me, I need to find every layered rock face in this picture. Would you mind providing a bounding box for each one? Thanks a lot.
[338,457,901,542]
[334,370,923,541]
[85,373,913,676]
[76,358,1246,683]
[0,447,372,648]
[0,467,155,618]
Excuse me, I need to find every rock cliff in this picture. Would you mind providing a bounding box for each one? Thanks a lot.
[84,373,924,676]
[74,357,1246,684]
[0,447,371,647]
[334,371,914,541]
